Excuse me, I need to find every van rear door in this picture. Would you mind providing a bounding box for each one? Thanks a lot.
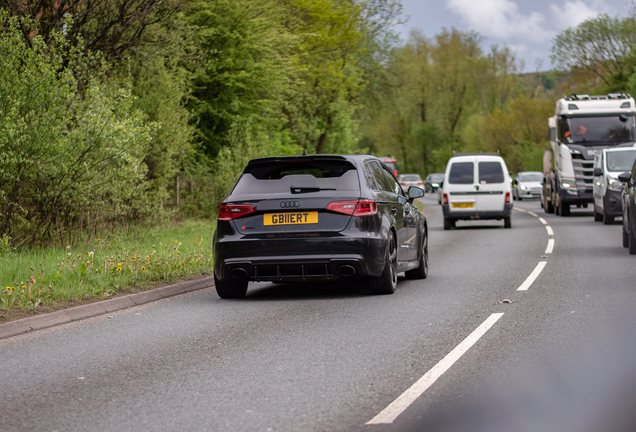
[476,160,506,211]
[446,159,477,212]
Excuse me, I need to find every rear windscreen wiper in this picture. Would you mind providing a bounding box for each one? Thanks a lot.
[290,186,336,194]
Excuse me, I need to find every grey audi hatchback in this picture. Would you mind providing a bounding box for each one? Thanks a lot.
[212,155,428,298]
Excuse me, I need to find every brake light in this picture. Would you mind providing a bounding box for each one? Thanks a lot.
[505,192,511,204]
[218,204,256,221]
[442,193,449,205]
[326,200,378,216]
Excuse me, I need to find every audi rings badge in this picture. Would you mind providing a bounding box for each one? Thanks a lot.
[280,201,301,209]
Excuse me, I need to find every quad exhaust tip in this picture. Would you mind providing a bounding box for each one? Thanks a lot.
[337,265,356,277]
[230,267,248,279]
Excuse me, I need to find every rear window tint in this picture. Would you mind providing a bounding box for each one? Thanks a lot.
[478,162,504,184]
[448,162,474,184]
[233,160,360,194]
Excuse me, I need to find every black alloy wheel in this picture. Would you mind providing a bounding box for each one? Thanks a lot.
[215,274,249,298]
[623,223,629,248]
[405,230,428,280]
[369,233,398,294]
[602,208,614,225]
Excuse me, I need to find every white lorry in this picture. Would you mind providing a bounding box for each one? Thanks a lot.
[543,93,636,216]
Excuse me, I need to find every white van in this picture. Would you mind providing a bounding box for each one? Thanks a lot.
[440,153,513,230]
[593,147,636,224]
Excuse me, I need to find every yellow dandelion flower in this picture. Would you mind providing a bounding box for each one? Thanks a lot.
[141,267,146,271]
[118,263,122,266]
[116,267,122,272]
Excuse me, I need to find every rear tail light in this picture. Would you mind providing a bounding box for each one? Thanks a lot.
[505,192,511,204]
[218,204,256,221]
[442,193,449,205]
[327,200,378,216]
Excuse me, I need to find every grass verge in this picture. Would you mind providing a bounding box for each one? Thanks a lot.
[0,220,217,323]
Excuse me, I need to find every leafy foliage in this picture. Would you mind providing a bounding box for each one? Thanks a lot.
[0,15,158,246]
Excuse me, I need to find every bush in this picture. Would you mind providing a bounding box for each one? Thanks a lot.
[0,14,162,246]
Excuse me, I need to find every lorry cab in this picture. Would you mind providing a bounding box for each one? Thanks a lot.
[441,153,512,229]
[545,93,636,216]
[593,148,636,224]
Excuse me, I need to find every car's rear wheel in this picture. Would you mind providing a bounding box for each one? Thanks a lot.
[214,274,248,298]
[405,230,428,280]
[443,218,454,230]
[602,208,614,225]
[369,233,398,294]
[623,224,629,248]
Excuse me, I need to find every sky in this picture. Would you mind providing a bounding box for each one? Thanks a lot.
[394,0,632,72]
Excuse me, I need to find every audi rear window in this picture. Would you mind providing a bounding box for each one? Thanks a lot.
[448,162,474,184]
[232,160,360,194]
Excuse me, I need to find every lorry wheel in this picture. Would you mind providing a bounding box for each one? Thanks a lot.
[557,194,570,216]
[593,203,602,222]
[544,196,554,213]
[561,203,570,216]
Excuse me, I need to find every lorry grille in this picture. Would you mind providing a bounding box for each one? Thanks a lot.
[573,160,594,194]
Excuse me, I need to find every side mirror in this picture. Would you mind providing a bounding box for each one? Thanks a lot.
[618,171,631,183]
[407,186,424,202]
[593,167,602,177]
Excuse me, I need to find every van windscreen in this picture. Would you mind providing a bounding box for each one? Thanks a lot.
[449,162,474,184]
[479,162,504,184]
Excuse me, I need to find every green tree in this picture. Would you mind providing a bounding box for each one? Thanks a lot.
[551,14,636,92]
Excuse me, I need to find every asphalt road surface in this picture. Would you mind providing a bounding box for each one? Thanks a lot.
[2,196,636,432]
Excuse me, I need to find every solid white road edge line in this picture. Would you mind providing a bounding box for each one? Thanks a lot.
[517,261,547,291]
[366,313,505,425]
[545,238,554,254]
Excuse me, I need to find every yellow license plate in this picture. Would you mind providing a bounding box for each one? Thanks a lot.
[452,202,475,209]
[264,211,318,226]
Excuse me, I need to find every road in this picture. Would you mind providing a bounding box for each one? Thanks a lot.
[2,196,636,432]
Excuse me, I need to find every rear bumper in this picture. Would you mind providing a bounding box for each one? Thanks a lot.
[442,204,513,220]
[214,234,387,282]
